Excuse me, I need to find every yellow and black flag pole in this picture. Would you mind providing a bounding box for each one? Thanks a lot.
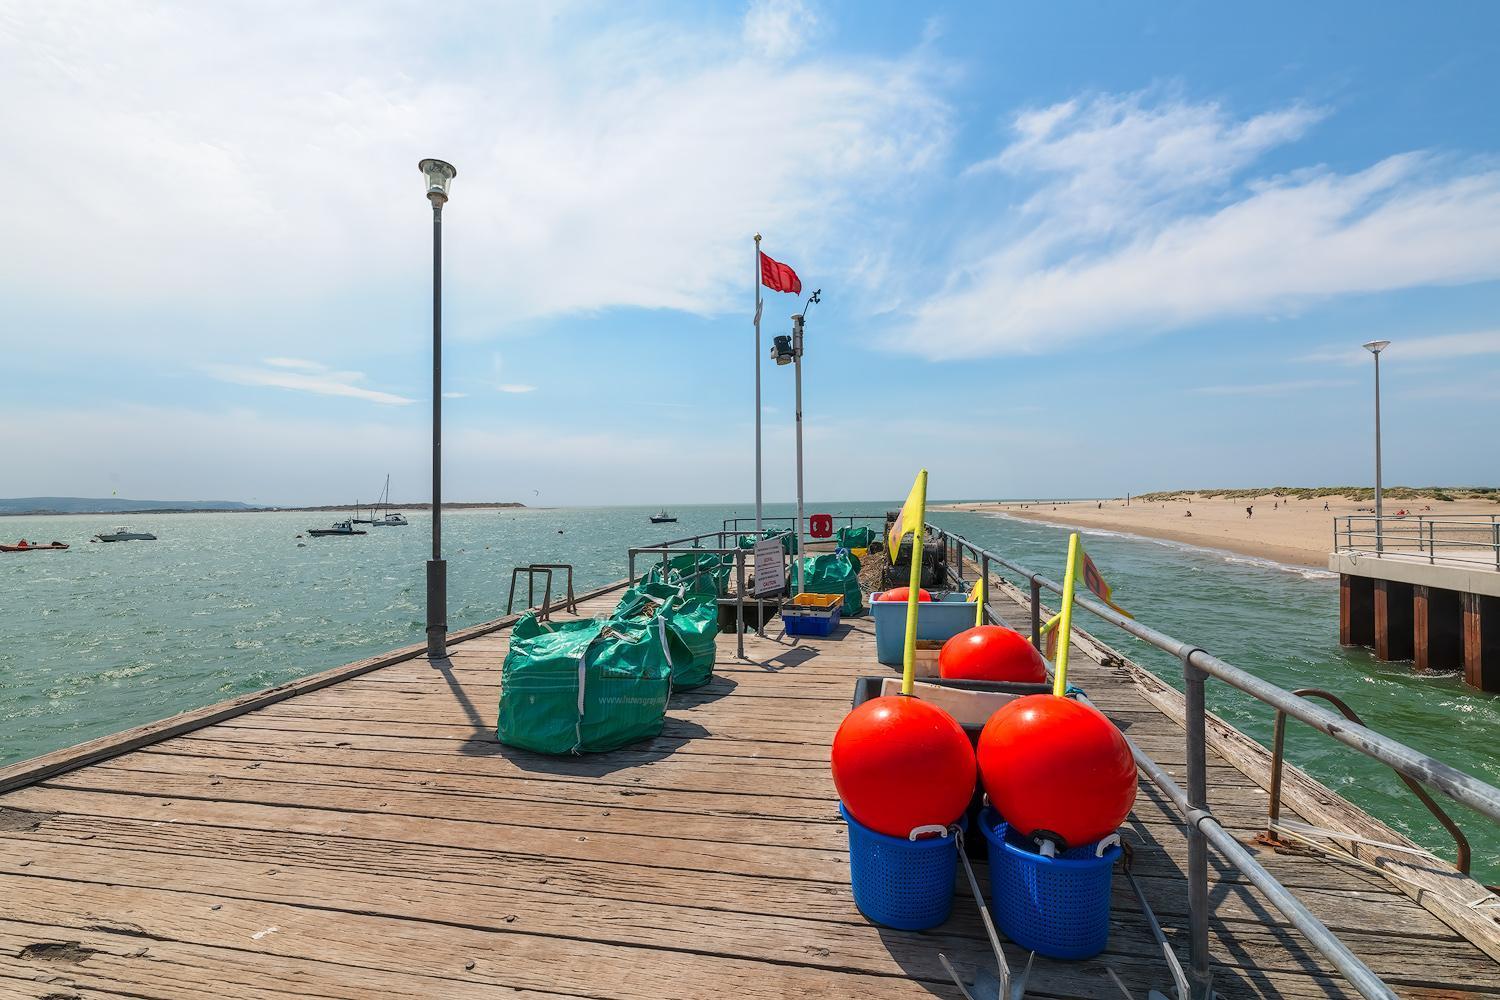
[889,470,928,695]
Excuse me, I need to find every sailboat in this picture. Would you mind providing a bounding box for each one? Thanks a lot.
[367,475,408,526]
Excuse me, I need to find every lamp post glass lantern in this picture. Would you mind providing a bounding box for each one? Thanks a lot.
[1363,339,1390,553]
[420,158,456,658]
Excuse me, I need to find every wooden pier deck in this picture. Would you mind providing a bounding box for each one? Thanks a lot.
[2,581,1498,998]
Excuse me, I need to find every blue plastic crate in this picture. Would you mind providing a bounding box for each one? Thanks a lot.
[870,591,980,665]
[840,803,965,930]
[979,808,1120,960]
[783,606,841,636]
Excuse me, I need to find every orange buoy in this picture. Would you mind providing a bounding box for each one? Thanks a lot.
[939,625,1046,683]
[878,587,931,602]
[832,696,975,838]
[977,694,1135,848]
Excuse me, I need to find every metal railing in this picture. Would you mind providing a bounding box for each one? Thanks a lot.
[927,523,1500,1000]
[506,564,576,621]
[1334,514,1500,569]
[720,513,887,535]
[1264,688,1471,874]
[626,529,798,660]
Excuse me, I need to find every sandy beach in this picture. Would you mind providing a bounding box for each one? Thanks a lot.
[937,492,1500,568]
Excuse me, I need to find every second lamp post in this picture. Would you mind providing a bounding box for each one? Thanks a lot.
[420,157,457,658]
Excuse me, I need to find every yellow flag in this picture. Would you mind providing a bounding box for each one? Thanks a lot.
[887,471,926,565]
[1078,541,1132,619]
[967,576,986,626]
[1040,611,1062,660]
[894,470,929,696]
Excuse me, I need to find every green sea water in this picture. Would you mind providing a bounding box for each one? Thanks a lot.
[2,503,1496,882]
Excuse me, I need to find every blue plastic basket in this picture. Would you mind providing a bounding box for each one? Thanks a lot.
[840,803,965,930]
[979,808,1120,960]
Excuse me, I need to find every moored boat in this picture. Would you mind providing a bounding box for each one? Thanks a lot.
[307,519,366,537]
[1,540,69,552]
[92,526,157,542]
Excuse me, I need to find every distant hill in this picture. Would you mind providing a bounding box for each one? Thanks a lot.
[0,497,255,515]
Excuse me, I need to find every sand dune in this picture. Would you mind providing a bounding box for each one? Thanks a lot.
[937,492,1500,569]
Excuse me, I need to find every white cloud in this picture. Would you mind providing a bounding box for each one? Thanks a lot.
[263,358,325,372]
[1189,379,1353,396]
[743,0,819,59]
[967,93,1324,233]
[497,384,537,394]
[204,362,414,405]
[1298,330,1500,366]
[0,3,947,351]
[896,93,1500,359]
[442,391,468,398]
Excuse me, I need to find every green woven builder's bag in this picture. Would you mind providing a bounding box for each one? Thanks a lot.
[645,551,728,594]
[798,550,865,617]
[738,529,798,555]
[613,582,718,690]
[835,525,874,550]
[497,613,673,754]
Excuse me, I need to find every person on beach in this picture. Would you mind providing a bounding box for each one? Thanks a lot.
[1246,506,1253,518]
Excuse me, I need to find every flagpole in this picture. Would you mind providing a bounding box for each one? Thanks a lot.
[1052,532,1081,697]
[753,234,764,539]
[899,470,928,696]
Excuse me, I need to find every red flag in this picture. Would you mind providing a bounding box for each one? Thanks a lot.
[759,252,802,295]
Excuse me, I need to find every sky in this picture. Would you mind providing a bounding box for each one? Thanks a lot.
[2,1,1498,506]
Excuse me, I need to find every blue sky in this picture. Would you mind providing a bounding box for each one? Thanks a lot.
[2,1,1498,506]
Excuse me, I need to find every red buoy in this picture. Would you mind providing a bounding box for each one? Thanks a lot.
[878,587,931,602]
[977,694,1135,848]
[832,696,975,838]
[939,625,1046,683]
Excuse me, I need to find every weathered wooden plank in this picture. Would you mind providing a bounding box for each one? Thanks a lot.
[0,582,630,796]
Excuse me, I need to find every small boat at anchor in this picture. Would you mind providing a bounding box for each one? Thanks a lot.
[307,519,366,537]
[650,510,678,524]
[1,540,69,552]
[92,526,157,542]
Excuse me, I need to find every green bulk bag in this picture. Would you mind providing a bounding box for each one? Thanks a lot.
[836,525,874,549]
[497,613,673,755]
[646,551,729,593]
[612,583,718,690]
[738,529,798,555]
[797,550,865,617]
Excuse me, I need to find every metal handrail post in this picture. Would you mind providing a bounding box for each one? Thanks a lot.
[1112,710,1400,1000]
[735,551,746,660]
[980,554,992,626]
[1029,576,1043,651]
[627,550,636,585]
[1182,648,1213,1000]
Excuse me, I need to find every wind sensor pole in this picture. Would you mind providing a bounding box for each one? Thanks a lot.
[790,289,821,594]
[754,234,764,538]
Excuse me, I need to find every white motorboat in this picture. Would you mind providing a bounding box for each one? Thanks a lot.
[92,526,157,542]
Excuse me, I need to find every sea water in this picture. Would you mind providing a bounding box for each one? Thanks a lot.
[1,503,1495,882]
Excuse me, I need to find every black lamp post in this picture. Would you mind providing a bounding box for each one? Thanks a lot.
[419,157,456,658]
